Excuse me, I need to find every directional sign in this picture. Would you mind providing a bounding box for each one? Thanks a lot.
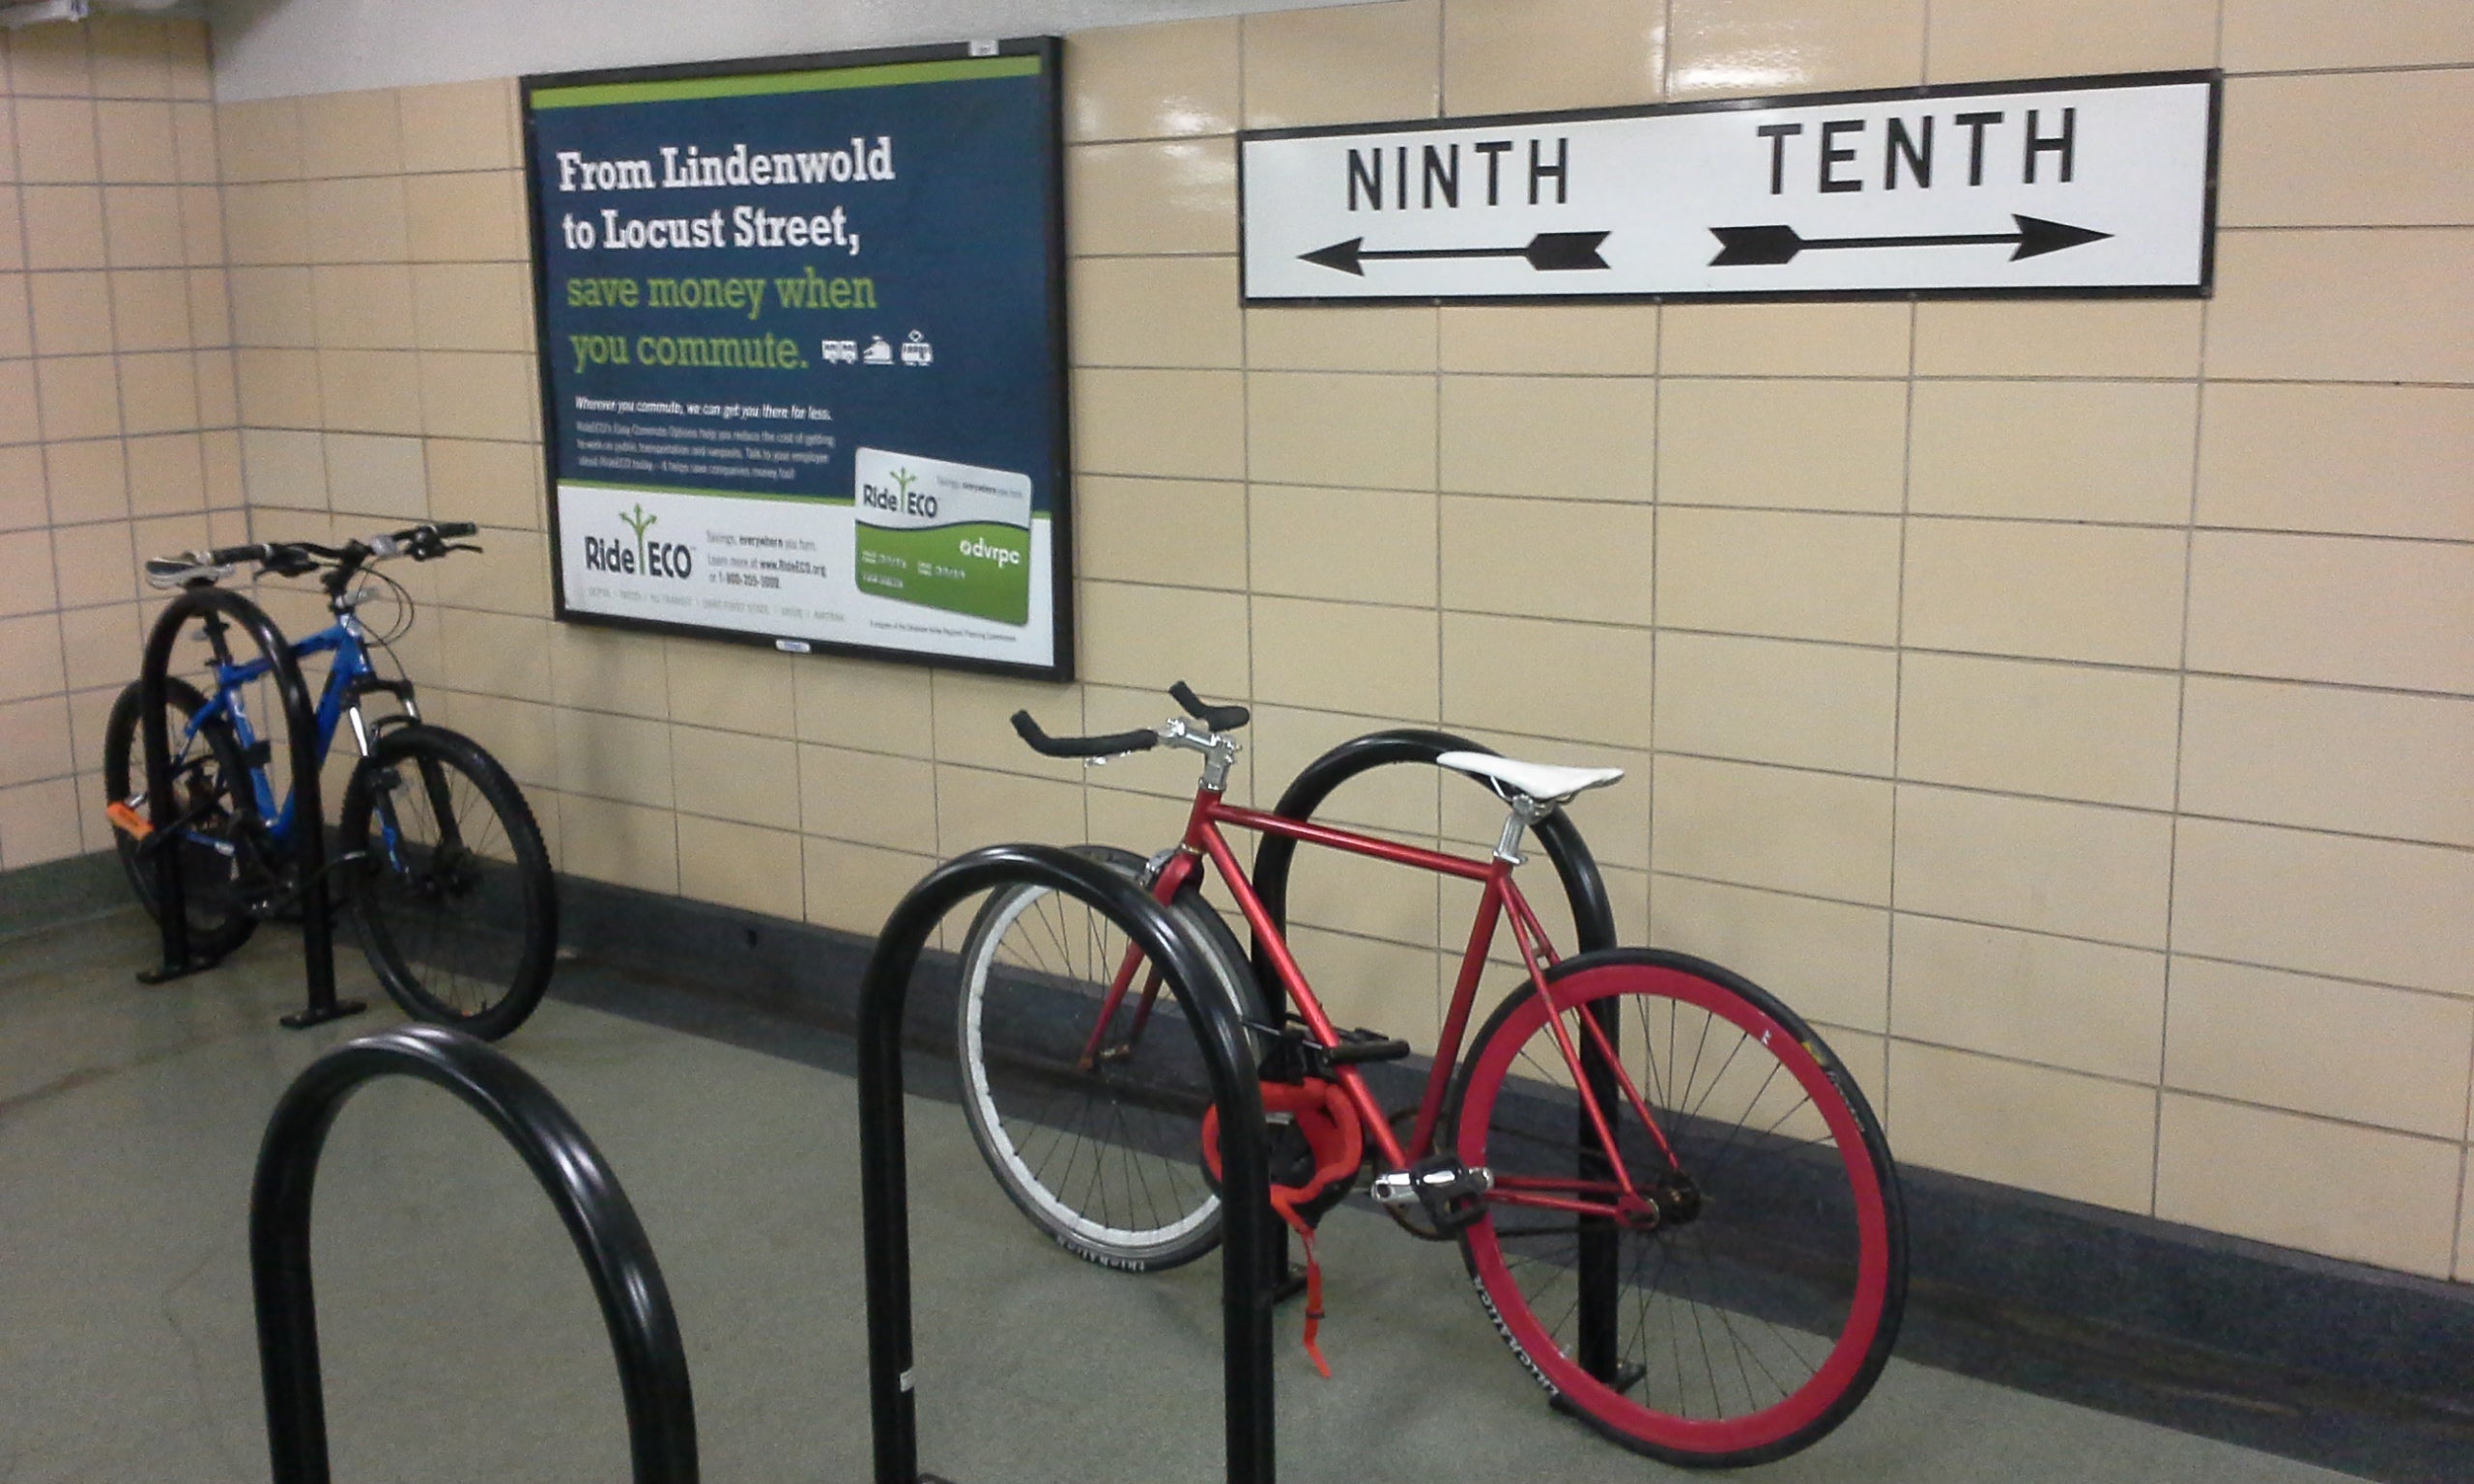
[1241,71,2216,302]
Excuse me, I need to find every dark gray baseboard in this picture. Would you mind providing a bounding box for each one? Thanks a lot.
[0,850,130,938]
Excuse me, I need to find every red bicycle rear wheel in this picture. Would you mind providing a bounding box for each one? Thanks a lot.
[1450,950,1905,1468]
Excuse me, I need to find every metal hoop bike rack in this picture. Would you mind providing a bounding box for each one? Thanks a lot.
[134,585,362,1028]
[250,1024,699,1484]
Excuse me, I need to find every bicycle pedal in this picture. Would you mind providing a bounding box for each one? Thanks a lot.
[1370,1155,1493,1233]
[1323,1028,1412,1066]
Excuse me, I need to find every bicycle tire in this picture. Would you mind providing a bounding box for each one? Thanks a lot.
[954,843,1269,1271]
[338,725,556,1041]
[1448,949,1905,1468]
[101,676,261,960]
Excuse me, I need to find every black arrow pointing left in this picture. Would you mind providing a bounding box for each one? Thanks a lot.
[1302,231,1611,276]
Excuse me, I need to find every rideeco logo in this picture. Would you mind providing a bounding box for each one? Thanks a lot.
[859,464,937,518]
[583,500,695,579]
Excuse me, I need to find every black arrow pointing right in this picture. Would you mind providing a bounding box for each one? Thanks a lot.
[1709,214,2112,267]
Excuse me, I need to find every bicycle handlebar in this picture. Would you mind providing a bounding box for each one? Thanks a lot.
[1010,710,1159,758]
[1170,681,1250,733]
[144,522,483,589]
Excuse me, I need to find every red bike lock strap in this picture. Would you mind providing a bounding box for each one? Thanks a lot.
[1202,1076,1362,1378]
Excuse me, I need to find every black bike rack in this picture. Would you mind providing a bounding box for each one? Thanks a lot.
[858,843,1279,1484]
[251,1024,698,1484]
[135,585,363,1027]
[1247,728,1627,1392]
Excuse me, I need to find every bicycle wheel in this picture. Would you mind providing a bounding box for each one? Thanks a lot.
[1449,949,1904,1468]
[338,724,556,1041]
[954,843,1268,1271]
[102,677,261,960]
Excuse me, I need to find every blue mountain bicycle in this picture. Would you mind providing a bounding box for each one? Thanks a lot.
[102,522,557,1040]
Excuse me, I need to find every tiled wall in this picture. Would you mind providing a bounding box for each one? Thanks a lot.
[197,0,2471,1285]
[0,17,236,870]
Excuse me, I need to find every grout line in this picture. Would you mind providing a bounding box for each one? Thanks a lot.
[1882,293,1919,1123]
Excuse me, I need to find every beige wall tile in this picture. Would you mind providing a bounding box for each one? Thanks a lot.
[1284,831,1441,950]
[551,623,665,716]
[56,601,137,691]
[1650,874,1889,1033]
[0,530,58,615]
[557,793,677,895]
[1913,300,2204,380]
[303,263,413,349]
[802,834,934,937]
[929,670,1085,781]
[7,23,92,98]
[1066,138,1236,255]
[1283,923,1445,1052]
[176,183,221,268]
[1904,519,2186,669]
[2172,818,2474,996]
[30,271,113,356]
[0,193,20,273]
[1889,1041,2154,1212]
[426,527,546,616]
[1079,579,1249,699]
[2223,71,2474,229]
[2182,676,2474,846]
[2197,385,2473,542]
[117,350,195,435]
[0,448,45,528]
[1668,0,1925,97]
[1241,0,1440,129]
[555,707,673,809]
[1247,304,1436,373]
[1654,630,1897,776]
[1252,371,1436,492]
[15,99,98,184]
[426,438,541,532]
[1440,375,1652,501]
[43,435,125,522]
[0,779,82,868]
[1899,653,2181,810]
[2223,0,2474,71]
[429,690,555,789]
[86,14,171,100]
[1926,0,2216,80]
[187,266,230,345]
[2157,1094,2460,1277]
[320,348,421,435]
[240,427,325,510]
[1074,475,1246,591]
[1653,755,1892,905]
[1443,0,1664,114]
[299,89,403,179]
[406,171,529,263]
[670,725,795,828]
[1910,382,2197,526]
[1440,496,1651,625]
[417,351,534,442]
[797,741,938,859]
[2187,531,2473,695]
[305,177,410,265]
[0,613,66,701]
[109,268,189,352]
[1443,610,1652,748]
[935,763,1086,855]
[0,274,25,357]
[36,355,119,440]
[1256,593,1437,719]
[125,433,201,516]
[22,186,107,270]
[1661,301,1911,378]
[221,181,305,266]
[399,78,518,173]
[2208,230,2474,385]
[1656,378,1907,513]
[792,654,931,754]
[432,607,549,702]
[1439,304,1659,377]
[661,638,796,740]
[0,361,37,444]
[1067,17,1240,142]
[96,100,176,184]
[102,186,183,269]
[1069,255,1242,368]
[1657,506,1901,644]
[321,431,425,521]
[1243,701,1439,835]
[172,102,216,185]
[193,348,236,426]
[0,694,73,786]
[410,262,530,354]
[235,348,321,427]
[2167,956,2472,1139]
[52,519,132,606]
[1074,367,1243,480]
[1894,915,2165,1082]
[1896,784,2173,946]
[216,99,302,184]
[1255,483,1436,607]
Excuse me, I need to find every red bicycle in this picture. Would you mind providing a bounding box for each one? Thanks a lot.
[952,683,1905,1468]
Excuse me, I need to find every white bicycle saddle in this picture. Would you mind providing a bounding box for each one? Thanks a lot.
[1434,751,1625,806]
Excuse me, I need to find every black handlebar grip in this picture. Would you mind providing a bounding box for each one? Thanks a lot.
[1169,681,1251,733]
[1010,709,1159,758]
[207,542,274,566]
[433,521,479,539]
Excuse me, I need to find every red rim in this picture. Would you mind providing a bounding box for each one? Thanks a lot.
[1456,960,1895,1460]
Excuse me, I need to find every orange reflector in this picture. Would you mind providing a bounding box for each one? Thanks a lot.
[105,801,152,840]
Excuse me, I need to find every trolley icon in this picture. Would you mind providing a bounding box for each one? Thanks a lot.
[901,330,934,366]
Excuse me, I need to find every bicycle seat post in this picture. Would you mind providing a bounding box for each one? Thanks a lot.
[1494,794,1550,866]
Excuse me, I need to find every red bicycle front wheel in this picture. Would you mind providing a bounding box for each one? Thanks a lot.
[1450,949,1905,1468]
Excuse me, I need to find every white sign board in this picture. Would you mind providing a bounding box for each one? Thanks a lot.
[1241,72,2217,302]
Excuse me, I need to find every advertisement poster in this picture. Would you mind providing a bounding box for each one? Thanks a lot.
[523,39,1072,678]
